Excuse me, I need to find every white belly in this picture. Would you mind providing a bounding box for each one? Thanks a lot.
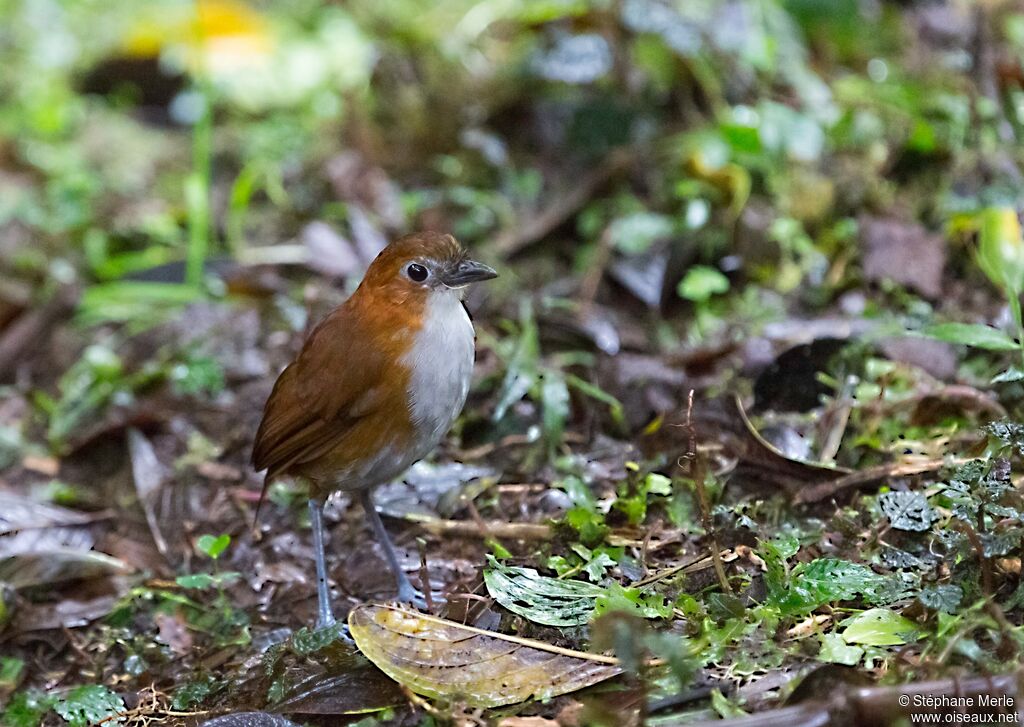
[402,289,475,459]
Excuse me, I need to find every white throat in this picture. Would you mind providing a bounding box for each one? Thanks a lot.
[402,288,476,453]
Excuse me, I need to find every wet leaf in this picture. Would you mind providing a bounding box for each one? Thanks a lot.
[54,685,125,727]
[483,556,603,626]
[840,608,920,647]
[200,715,302,727]
[266,638,402,715]
[348,603,620,708]
[918,584,963,613]
[879,491,934,532]
[768,557,914,615]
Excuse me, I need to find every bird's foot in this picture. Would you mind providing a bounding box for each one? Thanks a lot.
[396,582,430,610]
[394,574,447,611]
[314,612,336,631]
[312,617,354,645]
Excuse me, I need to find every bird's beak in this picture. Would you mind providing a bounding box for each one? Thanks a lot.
[443,259,498,287]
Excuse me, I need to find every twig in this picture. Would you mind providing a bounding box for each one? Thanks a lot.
[681,390,732,594]
[410,516,553,541]
[491,150,631,257]
[578,226,615,307]
[0,284,78,382]
[795,459,949,504]
[949,519,1018,652]
[631,550,735,588]
[678,668,1024,727]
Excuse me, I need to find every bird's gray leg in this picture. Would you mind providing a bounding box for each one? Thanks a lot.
[359,489,426,606]
[307,498,336,629]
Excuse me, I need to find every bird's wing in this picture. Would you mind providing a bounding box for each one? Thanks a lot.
[251,304,395,486]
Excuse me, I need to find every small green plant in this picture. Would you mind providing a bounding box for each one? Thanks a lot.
[923,207,1024,381]
[490,301,625,457]
[175,533,249,646]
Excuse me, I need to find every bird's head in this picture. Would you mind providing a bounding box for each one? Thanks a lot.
[359,232,497,305]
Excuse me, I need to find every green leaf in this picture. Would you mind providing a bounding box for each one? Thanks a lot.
[564,374,625,428]
[170,676,218,710]
[594,582,672,619]
[879,491,934,532]
[677,265,730,303]
[767,557,912,615]
[54,685,125,727]
[540,370,570,450]
[991,366,1024,384]
[291,624,347,655]
[818,633,863,666]
[3,691,55,727]
[493,302,539,421]
[644,473,672,495]
[919,323,1019,351]
[196,533,230,559]
[582,551,617,582]
[976,207,1024,293]
[483,556,604,626]
[176,573,215,589]
[0,656,24,688]
[607,212,674,255]
[563,506,608,546]
[840,608,920,646]
[759,535,800,605]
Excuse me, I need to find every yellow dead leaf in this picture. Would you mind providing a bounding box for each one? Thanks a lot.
[349,603,621,708]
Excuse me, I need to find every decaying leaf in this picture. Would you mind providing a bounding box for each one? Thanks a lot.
[127,427,169,557]
[483,556,604,626]
[0,550,131,589]
[348,603,621,708]
[879,491,935,532]
[0,492,102,534]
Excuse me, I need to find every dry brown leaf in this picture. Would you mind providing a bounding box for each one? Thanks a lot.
[348,603,621,708]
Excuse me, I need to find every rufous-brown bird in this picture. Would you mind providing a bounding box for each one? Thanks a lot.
[252,232,497,627]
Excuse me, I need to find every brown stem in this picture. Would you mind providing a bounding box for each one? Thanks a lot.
[682,389,732,594]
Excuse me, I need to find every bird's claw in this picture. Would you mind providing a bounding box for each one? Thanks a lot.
[396,583,430,611]
[312,619,354,644]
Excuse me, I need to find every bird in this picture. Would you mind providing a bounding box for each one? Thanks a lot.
[252,231,497,628]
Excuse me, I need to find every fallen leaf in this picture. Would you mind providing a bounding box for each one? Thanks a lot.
[0,549,131,589]
[200,715,301,727]
[155,610,194,655]
[498,718,561,727]
[0,492,100,535]
[860,216,946,298]
[349,603,621,708]
[127,427,169,557]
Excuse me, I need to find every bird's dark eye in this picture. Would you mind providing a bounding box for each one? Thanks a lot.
[407,263,429,282]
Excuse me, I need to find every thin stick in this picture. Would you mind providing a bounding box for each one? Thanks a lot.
[682,390,732,594]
